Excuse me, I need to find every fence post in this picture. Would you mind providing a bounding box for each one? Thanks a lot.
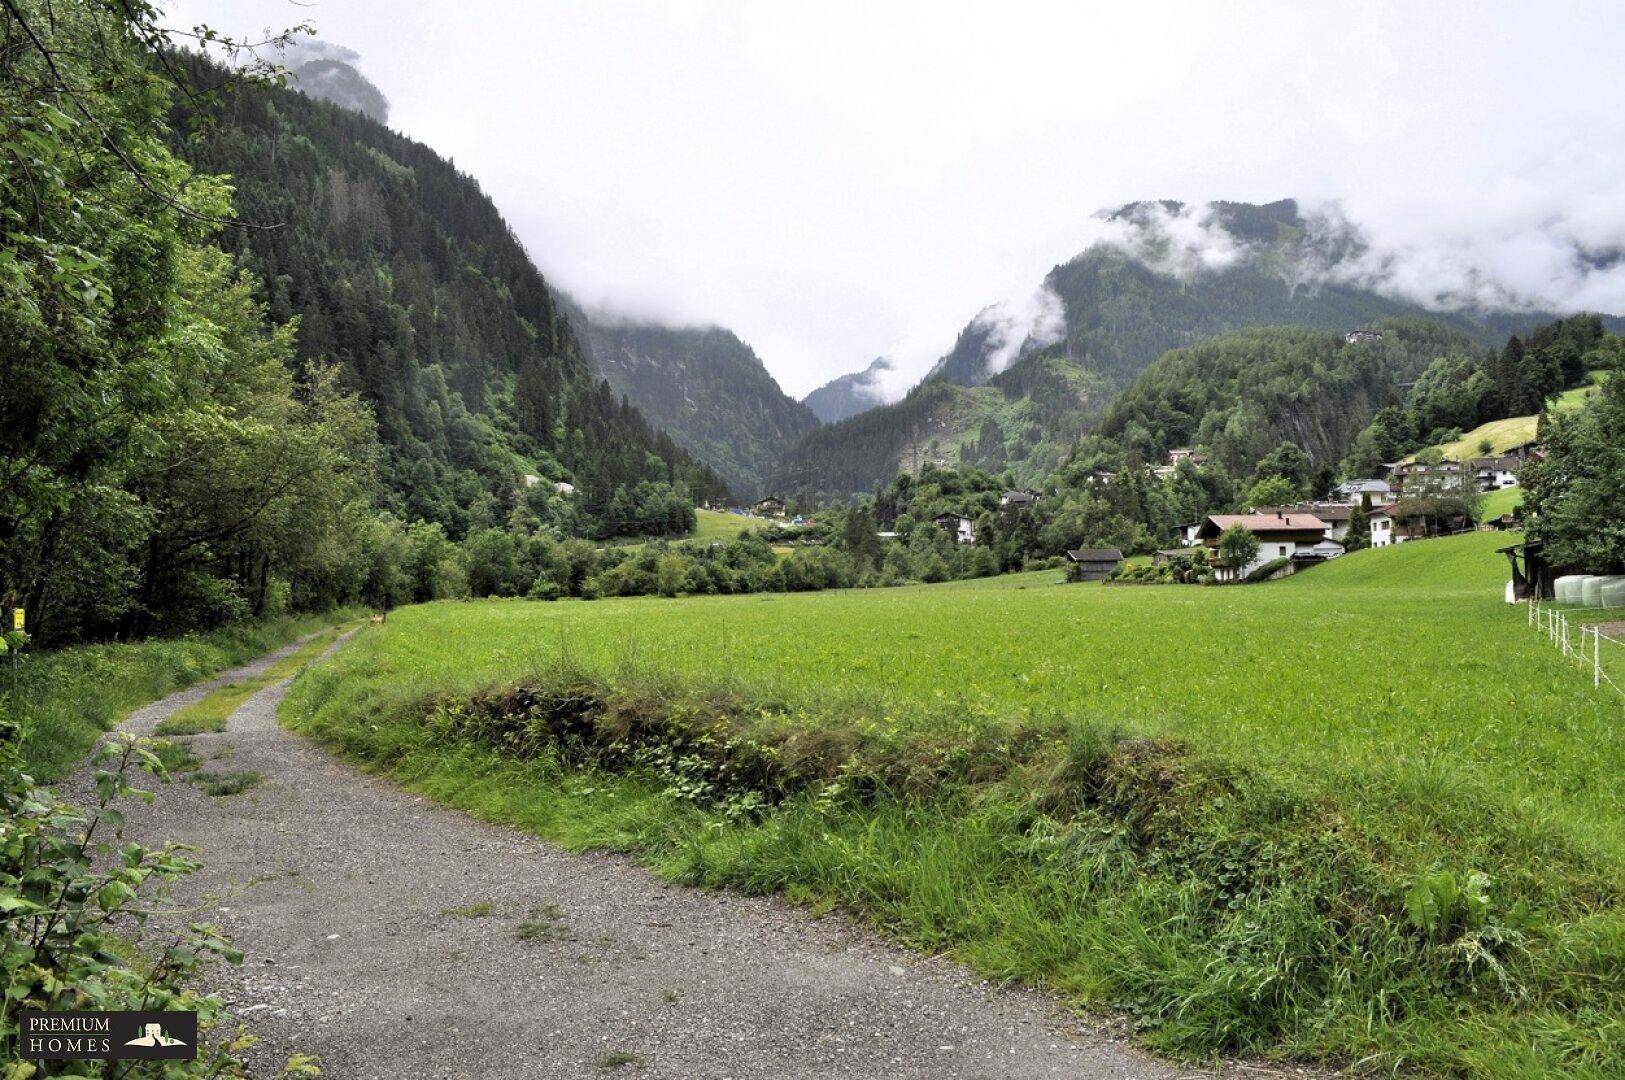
[1595,627,1603,689]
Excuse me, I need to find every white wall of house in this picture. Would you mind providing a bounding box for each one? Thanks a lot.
[1211,538,1307,579]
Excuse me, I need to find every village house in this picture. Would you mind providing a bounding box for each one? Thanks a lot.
[1369,505,1398,547]
[1343,329,1384,345]
[933,513,977,545]
[1175,520,1202,546]
[1065,548,1123,581]
[1389,459,1464,496]
[754,495,786,518]
[999,489,1040,509]
[1335,478,1391,504]
[1258,502,1354,543]
[1469,454,1521,492]
[1197,511,1330,581]
[1167,447,1207,466]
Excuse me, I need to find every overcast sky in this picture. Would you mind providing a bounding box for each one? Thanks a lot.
[166,1,1625,398]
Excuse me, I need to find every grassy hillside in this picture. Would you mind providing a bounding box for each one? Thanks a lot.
[285,533,1620,1075]
[1415,371,1608,462]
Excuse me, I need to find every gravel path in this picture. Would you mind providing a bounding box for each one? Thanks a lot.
[92,641,1210,1079]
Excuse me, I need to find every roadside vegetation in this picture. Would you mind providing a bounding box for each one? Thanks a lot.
[1,611,356,782]
[284,532,1622,1075]
[153,624,355,737]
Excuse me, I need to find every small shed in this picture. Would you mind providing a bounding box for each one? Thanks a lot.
[1065,548,1124,581]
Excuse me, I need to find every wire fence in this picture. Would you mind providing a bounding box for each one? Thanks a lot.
[1526,600,1625,699]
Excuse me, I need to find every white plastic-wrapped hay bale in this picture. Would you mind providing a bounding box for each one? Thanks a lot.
[1599,576,1625,609]
[1581,577,1606,607]
[1554,575,1585,602]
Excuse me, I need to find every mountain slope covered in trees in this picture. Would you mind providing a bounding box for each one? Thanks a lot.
[168,53,729,536]
[771,199,1599,499]
[567,313,818,498]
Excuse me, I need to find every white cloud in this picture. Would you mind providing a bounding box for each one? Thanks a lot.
[166,1,1625,396]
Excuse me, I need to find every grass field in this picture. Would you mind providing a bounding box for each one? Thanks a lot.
[284,535,1622,1075]
[1477,486,1525,520]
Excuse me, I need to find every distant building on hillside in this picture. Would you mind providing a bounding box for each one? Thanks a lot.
[1335,478,1391,504]
[755,495,786,518]
[1167,448,1207,466]
[1197,511,1330,581]
[1065,548,1123,581]
[933,513,976,545]
[1343,329,1384,345]
[999,489,1040,509]
[1470,455,1522,492]
[1390,459,1464,496]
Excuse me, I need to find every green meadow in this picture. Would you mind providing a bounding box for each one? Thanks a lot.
[285,532,1622,1075]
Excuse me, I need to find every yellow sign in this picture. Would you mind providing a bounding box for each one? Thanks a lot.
[11,608,22,632]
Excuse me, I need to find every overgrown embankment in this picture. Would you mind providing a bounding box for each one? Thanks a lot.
[2,610,361,781]
[286,662,1622,1076]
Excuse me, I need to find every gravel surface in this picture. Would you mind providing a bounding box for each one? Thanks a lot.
[86,641,1231,1079]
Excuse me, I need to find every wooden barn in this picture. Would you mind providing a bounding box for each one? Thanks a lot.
[1066,548,1123,581]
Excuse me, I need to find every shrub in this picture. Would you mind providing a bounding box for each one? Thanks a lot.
[0,727,249,1075]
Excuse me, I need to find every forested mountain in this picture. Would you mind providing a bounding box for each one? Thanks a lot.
[803,359,894,423]
[771,198,1601,499]
[167,52,730,536]
[1080,319,1480,476]
[566,312,819,498]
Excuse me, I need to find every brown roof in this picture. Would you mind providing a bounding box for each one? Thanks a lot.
[1258,503,1352,522]
[1201,512,1328,537]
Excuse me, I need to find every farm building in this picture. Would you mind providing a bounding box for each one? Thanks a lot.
[1066,548,1124,581]
[933,513,977,545]
[755,495,786,518]
[1197,511,1330,581]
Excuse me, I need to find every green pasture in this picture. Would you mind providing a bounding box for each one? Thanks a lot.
[284,534,1623,1074]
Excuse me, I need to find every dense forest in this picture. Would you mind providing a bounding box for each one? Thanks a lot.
[569,313,818,498]
[1084,319,1479,475]
[167,51,730,536]
[0,3,734,647]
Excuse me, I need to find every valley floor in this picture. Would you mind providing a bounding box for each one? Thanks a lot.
[89,641,1193,1078]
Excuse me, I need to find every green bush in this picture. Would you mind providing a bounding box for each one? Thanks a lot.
[0,729,249,1076]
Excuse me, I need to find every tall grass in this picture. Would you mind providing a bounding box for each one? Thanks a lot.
[282,535,1622,1074]
[2,610,360,781]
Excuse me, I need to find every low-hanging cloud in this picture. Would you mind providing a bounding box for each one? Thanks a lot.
[969,283,1067,377]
